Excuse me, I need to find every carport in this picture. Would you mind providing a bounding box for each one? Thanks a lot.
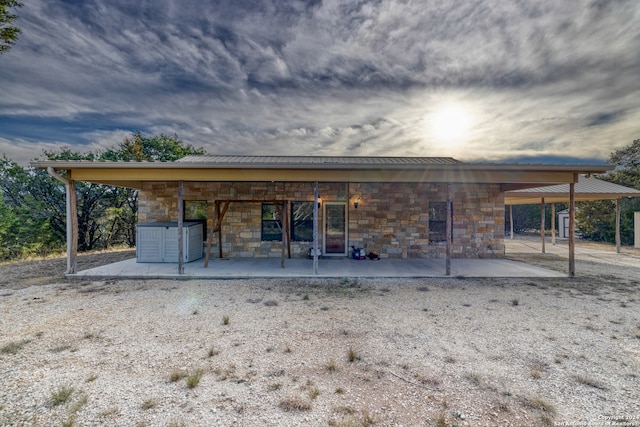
[505,175,640,275]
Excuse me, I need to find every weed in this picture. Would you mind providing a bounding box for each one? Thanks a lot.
[335,387,345,394]
[222,315,230,325]
[278,396,312,412]
[444,356,456,364]
[192,309,198,315]
[70,393,88,415]
[50,385,74,406]
[511,298,519,306]
[1,339,31,355]
[348,347,360,362]
[326,359,338,372]
[35,331,44,338]
[268,383,282,391]
[141,399,157,410]
[186,371,202,389]
[169,369,187,383]
[417,286,430,292]
[521,396,556,415]
[284,346,292,353]
[573,375,608,390]
[264,300,278,307]
[531,370,542,379]
[61,417,75,427]
[308,387,321,399]
[302,293,310,301]
[435,413,447,427]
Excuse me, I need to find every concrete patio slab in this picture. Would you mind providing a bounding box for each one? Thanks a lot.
[68,255,564,280]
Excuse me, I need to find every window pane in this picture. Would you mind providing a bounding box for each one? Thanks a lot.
[429,202,449,242]
[185,200,207,220]
[291,201,313,242]
[262,203,283,241]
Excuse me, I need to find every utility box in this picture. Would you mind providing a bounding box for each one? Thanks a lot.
[557,210,570,239]
[136,222,203,263]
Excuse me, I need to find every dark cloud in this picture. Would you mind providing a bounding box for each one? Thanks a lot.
[0,0,639,165]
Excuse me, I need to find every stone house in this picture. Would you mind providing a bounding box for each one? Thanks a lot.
[32,155,609,273]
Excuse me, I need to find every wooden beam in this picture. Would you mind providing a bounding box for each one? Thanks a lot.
[509,204,514,240]
[274,202,286,268]
[446,183,452,276]
[540,198,546,254]
[313,182,319,275]
[616,197,621,254]
[551,203,556,245]
[569,182,576,277]
[204,218,214,268]
[68,175,78,274]
[178,180,184,275]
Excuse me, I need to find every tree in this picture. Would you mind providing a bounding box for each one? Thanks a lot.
[0,0,22,54]
[576,138,640,245]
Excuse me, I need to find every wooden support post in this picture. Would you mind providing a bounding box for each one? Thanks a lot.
[551,203,556,245]
[569,182,576,277]
[178,181,184,275]
[445,183,452,276]
[313,182,319,275]
[616,197,621,254]
[540,198,546,254]
[509,204,514,240]
[274,202,286,269]
[68,175,78,274]
[216,201,223,259]
[285,200,291,259]
[204,217,214,268]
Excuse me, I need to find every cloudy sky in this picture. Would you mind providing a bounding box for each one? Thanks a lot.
[1,0,639,165]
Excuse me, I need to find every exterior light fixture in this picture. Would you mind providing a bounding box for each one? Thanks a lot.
[354,201,359,209]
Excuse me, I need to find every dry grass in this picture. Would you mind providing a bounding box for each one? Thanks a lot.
[278,396,312,412]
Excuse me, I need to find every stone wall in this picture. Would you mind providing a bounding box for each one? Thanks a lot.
[138,181,505,259]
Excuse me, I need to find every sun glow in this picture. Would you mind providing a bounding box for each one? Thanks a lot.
[429,104,474,147]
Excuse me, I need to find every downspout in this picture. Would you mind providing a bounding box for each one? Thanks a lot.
[47,167,77,274]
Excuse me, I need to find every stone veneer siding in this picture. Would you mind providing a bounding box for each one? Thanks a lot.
[138,181,505,259]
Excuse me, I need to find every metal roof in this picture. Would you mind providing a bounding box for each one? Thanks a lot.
[176,155,464,165]
[505,175,640,204]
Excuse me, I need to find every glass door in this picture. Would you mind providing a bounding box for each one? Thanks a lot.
[324,203,347,256]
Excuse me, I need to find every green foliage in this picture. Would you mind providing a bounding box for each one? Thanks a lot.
[100,132,205,162]
[576,138,640,245]
[0,0,22,54]
[0,133,206,261]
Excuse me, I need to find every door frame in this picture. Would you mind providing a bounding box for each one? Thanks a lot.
[323,202,348,256]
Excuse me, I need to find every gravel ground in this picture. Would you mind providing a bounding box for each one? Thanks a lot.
[1,248,639,427]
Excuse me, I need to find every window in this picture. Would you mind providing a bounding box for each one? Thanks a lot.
[291,201,313,242]
[429,202,451,242]
[184,200,207,241]
[261,202,284,241]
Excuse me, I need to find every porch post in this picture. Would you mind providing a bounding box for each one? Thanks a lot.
[445,183,452,276]
[569,181,576,277]
[616,197,621,254]
[313,181,319,275]
[509,204,514,239]
[178,180,184,275]
[540,198,545,254]
[47,167,77,274]
[67,175,78,274]
[551,203,556,245]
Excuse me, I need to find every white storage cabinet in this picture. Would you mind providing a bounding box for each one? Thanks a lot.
[136,222,203,263]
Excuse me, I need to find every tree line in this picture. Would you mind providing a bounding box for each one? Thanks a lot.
[506,139,640,244]
[0,133,204,260]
